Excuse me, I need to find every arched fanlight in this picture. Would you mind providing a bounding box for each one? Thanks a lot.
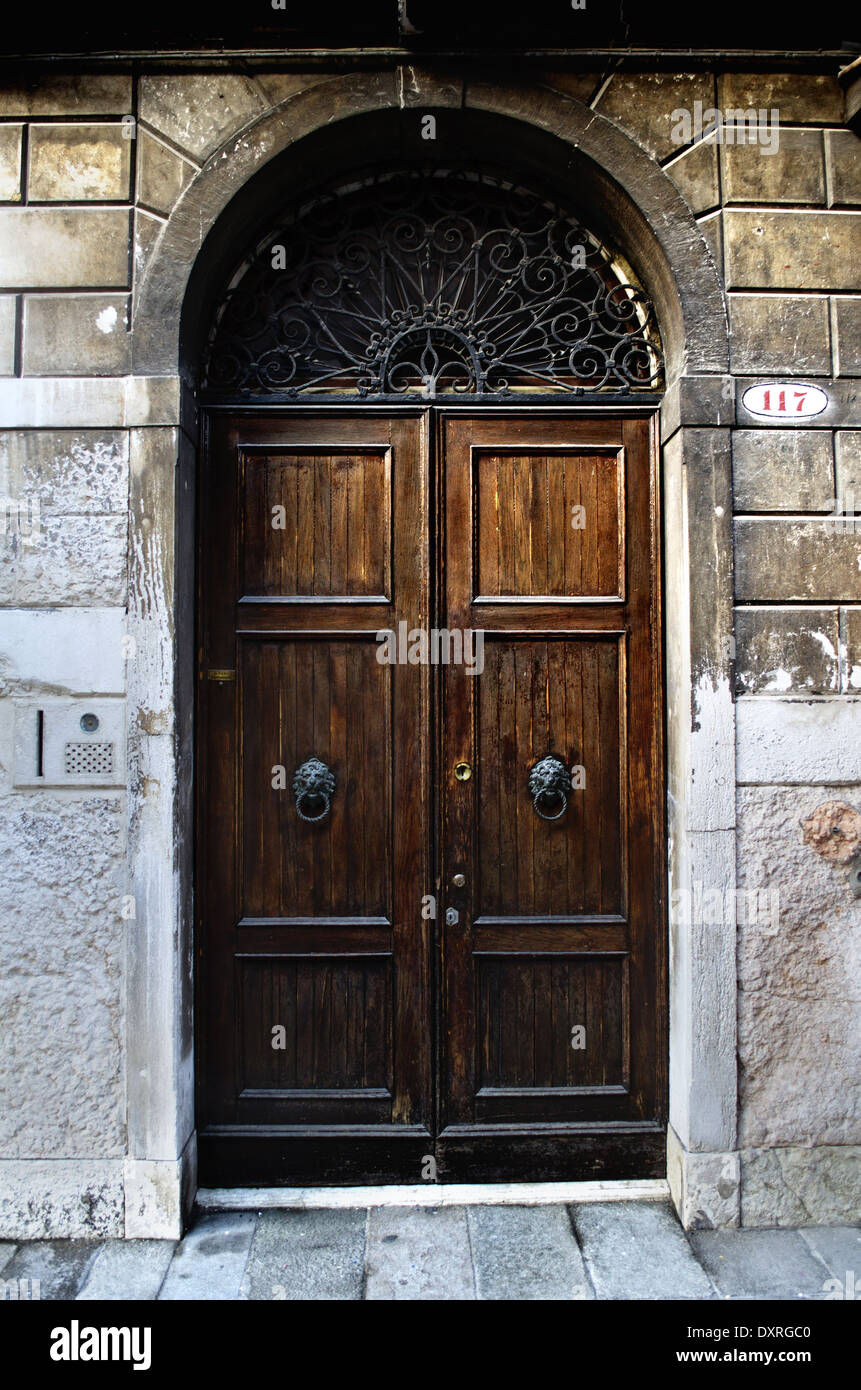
[202,168,663,402]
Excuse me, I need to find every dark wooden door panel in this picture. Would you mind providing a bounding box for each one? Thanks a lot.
[197,413,431,1178]
[197,407,665,1185]
[475,447,624,601]
[439,412,664,1164]
[240,638,391,920]
[241,447,392,601]
[475,636,623,918]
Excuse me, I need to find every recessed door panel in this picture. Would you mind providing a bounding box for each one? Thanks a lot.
[475,636,623,918]
[197,412,431,1179]
[474,448,624,601]
[439,413,664,1167]
[241,447,392,601]
[240,638,391,920]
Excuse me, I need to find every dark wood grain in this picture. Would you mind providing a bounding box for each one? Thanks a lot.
[197,407,665,1186]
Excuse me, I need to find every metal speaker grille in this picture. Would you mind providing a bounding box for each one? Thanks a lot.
[64,741,114,776]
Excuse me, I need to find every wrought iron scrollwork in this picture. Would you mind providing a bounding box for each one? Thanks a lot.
[529,755,572,821]
[292,757,336,823]
[202,170,663,402]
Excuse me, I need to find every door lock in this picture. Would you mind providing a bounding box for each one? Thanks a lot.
[452,873,466,888]
[454,761,472,781]
[445,907,459,925]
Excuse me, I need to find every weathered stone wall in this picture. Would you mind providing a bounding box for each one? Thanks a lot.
[0,61,858,1233]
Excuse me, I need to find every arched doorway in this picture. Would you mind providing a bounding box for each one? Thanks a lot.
[193,165,667,1184]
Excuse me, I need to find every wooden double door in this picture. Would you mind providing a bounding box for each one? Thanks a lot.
[197,408,666,1185]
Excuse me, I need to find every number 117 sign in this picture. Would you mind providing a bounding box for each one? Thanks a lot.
[742,381,829,419]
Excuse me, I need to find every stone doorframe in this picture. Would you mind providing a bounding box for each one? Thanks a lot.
[126,72,736,1237]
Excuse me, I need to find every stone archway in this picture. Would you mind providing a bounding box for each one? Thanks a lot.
[124,72,736,1233]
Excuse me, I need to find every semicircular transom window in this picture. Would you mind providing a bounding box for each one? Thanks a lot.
[202,169,664,402]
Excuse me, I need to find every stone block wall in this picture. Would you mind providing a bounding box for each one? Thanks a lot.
[0,61,858,1233]
[624,69,861,1223]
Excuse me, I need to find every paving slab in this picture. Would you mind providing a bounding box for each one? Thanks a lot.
[0,1240,102,1300]
[798,1226,861,1285]
[158,1212,256,1301]
[76,1239,176,1301]
[571,1201,716,1300]
[365,1205,475,1300]
[689,1229,835,1300]
[468,1204,594,1300]
[240,1209,366,1301]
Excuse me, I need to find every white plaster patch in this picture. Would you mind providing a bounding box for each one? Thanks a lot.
[737,698,861,783]
[762,668,793,693]
[0,608,126,695]
[96,305,118,333]
[690,671,735,830]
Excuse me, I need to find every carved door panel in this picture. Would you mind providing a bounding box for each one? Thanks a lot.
[197,412,433,1184]
[437,413,666,1179]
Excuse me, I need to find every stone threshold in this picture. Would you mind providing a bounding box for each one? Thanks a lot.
[196,1178,670,1210]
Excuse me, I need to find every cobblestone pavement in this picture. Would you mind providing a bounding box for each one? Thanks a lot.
[1,1202,859,1301]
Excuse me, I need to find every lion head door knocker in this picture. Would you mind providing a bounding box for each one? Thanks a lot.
[528,755,571,822]
[292,757,336,823]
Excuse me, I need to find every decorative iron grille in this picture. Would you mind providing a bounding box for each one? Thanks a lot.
[202,170,663,401]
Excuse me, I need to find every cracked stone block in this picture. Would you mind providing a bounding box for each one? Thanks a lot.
[0,76,132,118]
[740,1146,861,1227]
[28,125,131,202]
[666,139,720,216]
[690,1227,836,1295]
[842,607,861,691]
[133,209,164,310]
[595,72,713,160]
[0,1160,125,1240]
[0,793,126,1158]
[158,1212,257,1301]
[698,212,722,276]
[729,294,831,375]
[737,785,861,1150]
[22,295,130,376]
[0,430,128,513]
[0,296,15,375]
[834,298,861,377]
[723,129,825,205]
[0,209,130,289]
[835,430,861,498]
[732,430,834,513]
[76,1240,176,1300]
[667,1135,741,1231]
[734,519,861,602]
[717,73,844,125]
[725,211,861,291]
[136,130,196,216]
[735,608,839,695]
[468,1205,593,1300]
[538,72,602,105]
[240,1208,365,1301]
[572,1201,717,1297]
[1,1240,103,1297]
[138,74,266,160]
[826,130,861,208]
[12,514,127,605]
[0,125,22,202]
[365,1206,474,1300]
[250,73,322,107]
